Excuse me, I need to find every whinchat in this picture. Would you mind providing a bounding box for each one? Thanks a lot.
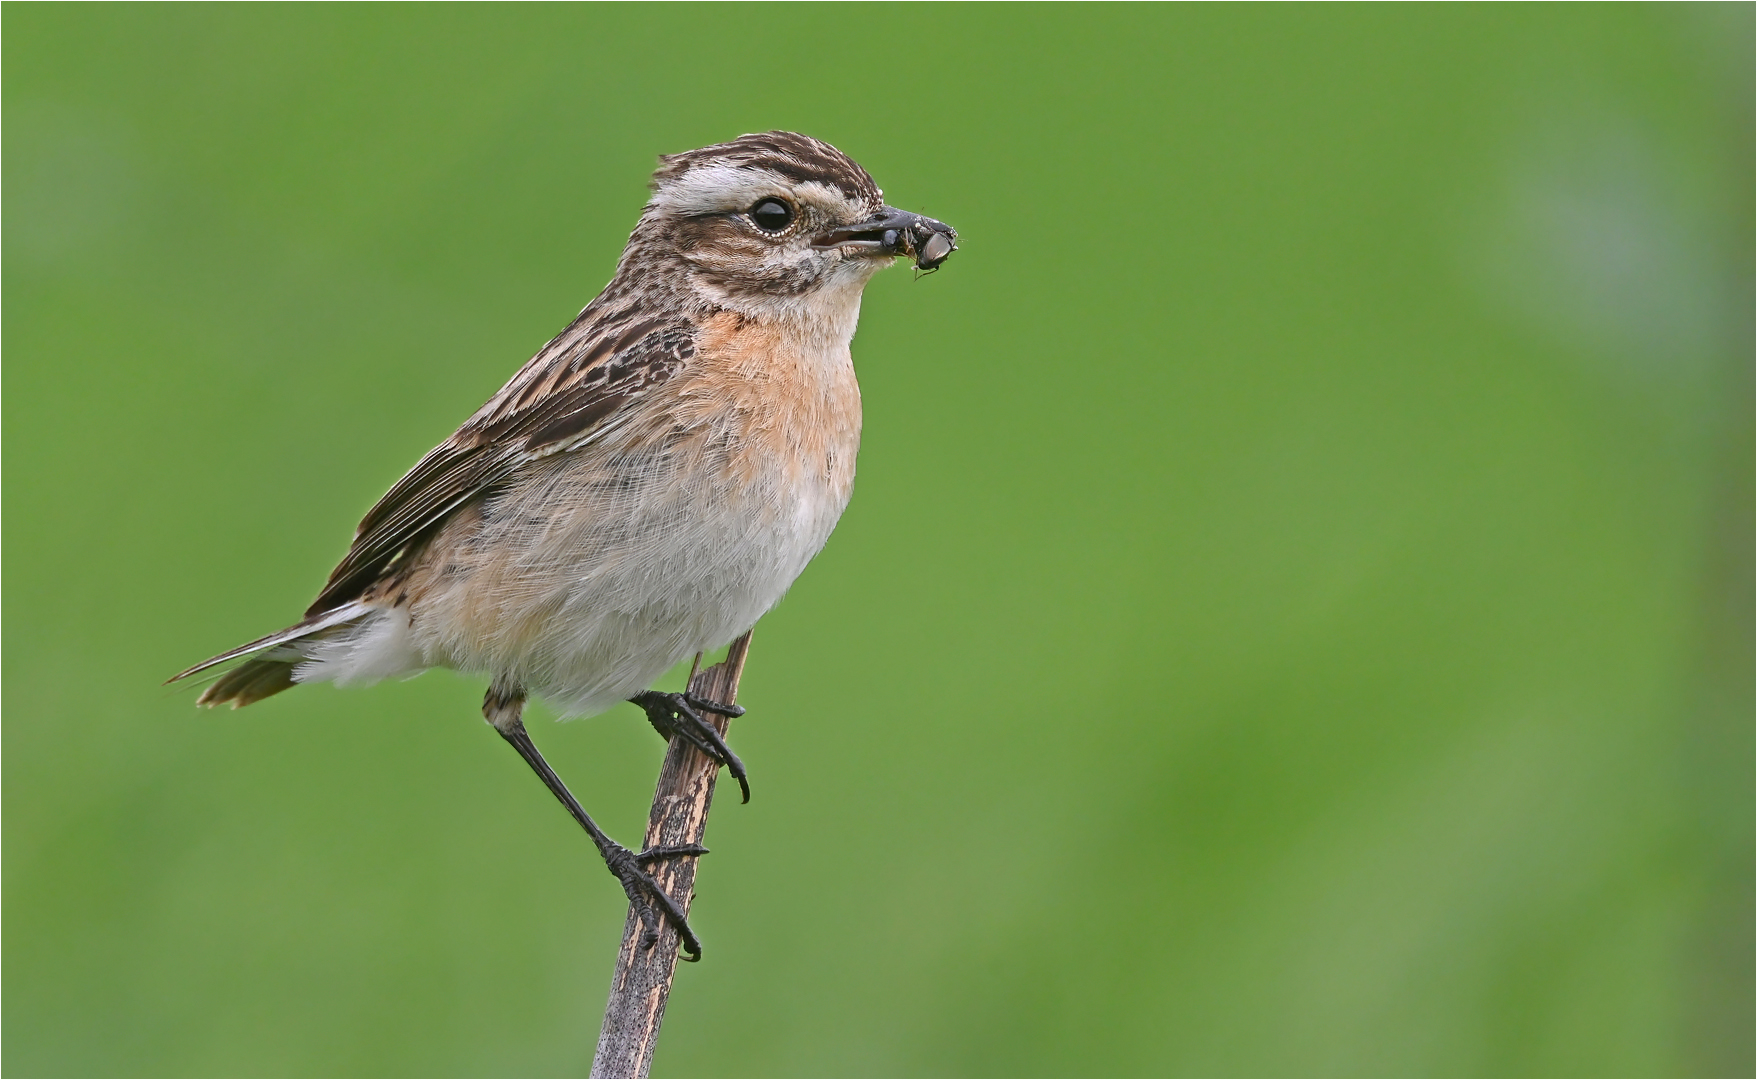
[170,132,957,957]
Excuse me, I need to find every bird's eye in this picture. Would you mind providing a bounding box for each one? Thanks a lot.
[749,198,794,233]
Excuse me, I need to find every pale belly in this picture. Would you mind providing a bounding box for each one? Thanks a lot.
[416,432,852,715]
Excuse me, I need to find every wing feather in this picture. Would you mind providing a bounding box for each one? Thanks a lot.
[304,311,696,616]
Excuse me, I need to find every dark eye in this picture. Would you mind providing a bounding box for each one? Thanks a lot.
[749,198,794,232]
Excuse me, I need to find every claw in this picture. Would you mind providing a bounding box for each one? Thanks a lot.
[684,692,745,719]
[637,843,710,862]
[605,844,703,961]
[629,691,751,803]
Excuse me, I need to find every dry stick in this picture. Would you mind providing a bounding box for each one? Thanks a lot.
[590,630,753,1079]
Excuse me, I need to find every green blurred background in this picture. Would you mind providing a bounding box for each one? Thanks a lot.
[5,5,1750,1076]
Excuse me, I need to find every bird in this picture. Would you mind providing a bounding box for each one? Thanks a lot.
[168,131,957,959]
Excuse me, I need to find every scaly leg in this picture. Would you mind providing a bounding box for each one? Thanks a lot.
[483,682,706,960]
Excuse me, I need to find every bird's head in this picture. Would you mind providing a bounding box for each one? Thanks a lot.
[627,131,956,321]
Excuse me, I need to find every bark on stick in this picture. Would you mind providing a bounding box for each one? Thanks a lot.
[590,631,752,1079]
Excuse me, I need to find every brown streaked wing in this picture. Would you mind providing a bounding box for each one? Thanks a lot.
[304,318,697,616]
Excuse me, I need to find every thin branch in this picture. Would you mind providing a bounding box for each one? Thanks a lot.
[590,630,753,1079]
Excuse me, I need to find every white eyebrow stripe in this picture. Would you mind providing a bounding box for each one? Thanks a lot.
[652,164,787,215]
[650,166,863,219]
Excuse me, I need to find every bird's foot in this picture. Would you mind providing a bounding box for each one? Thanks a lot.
[603,841,705,961]
[629,690,750,803]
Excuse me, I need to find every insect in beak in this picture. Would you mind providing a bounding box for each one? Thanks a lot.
[816,207,958,272]
[912,229,955,272]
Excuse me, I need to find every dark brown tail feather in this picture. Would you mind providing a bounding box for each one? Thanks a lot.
[197,659,298,708]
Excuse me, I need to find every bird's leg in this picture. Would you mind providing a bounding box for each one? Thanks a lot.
[628,687,750,804]
[483,682,706,960]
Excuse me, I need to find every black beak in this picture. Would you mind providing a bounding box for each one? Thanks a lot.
[814,206,958,271]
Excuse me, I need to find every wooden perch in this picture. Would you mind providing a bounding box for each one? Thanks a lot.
[590,630,753,1079]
